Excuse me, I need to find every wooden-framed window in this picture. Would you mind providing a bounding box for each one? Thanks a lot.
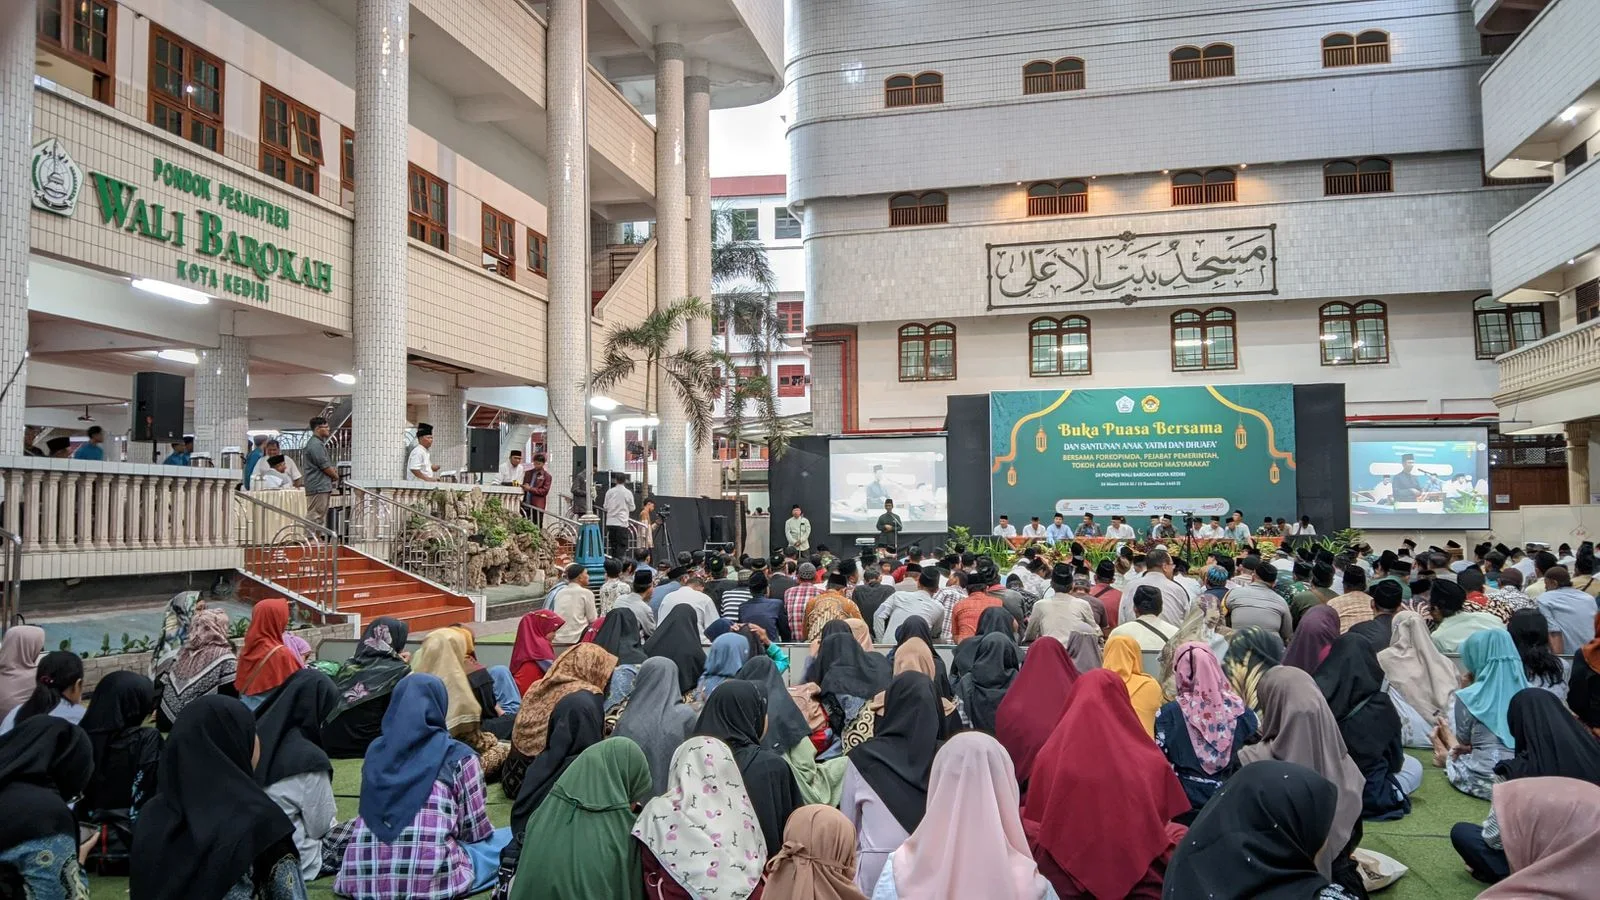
[898,322,957,382]
[1023,57,1085,94]
[1578,278,1600,324]
[1324,158,1393,195]
[888,191,948,227]
[774,209,802,240]
[527,229,549,276]
[1029,315,1092,376]
[777,365,807,398]
[407,164,448,251]
[340,127,355,192]
[776,300,804,333]
[36,0,117,103]
[1171,168,1236,206]
[884,71,943,107]
[1171,307,1237,371]
[1170,43,1233,80]
[1323,31,1390,67]
[148,25,224,153]
[1026,180,1088,216]
[1319,301,1390,365]
[480,205,515,279]
[1473,296,1547,358]
[258,85,323,195]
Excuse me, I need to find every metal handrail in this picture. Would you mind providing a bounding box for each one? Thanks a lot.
[540,507,583,549]
[234,490,340,614]
[0,526,21,632]
[343,483,471,592]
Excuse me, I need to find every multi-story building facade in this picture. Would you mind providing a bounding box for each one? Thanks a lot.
[789,0,1546,445]
[707,174,808,506]
[2,0,780,589]
[1478,0,1600,507]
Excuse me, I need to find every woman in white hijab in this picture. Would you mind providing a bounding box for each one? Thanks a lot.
[1377,610,1459,748]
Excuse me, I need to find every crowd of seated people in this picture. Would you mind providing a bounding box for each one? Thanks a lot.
[0,536,1596,899]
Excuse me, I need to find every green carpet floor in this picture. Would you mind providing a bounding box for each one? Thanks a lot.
[86,750,1486,899]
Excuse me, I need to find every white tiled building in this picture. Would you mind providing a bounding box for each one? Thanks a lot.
[788,0,1549,439]
[1478,0,1600,507]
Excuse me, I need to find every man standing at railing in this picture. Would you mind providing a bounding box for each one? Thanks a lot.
[522,453,552,523]
[303,416,339,528]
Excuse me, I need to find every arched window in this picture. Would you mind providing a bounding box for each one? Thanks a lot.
[1172,43,1234,80]
[1171,307,1237,371]
[1171,168,1236,205]
[1323,31,1390,66]
[1029,316,1092,376]
[1319,301,1390,365]
[1026,180,1088,216]
[1324,157,1393,195]
[1473,296,1547,358]
[888,191,948,227]
[1023,57,1085,94]
[885,71,943,107]
[898,322,957,381]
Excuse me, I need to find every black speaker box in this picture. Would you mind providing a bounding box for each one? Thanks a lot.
[133,371,185,442]
[708,515,731,544]
[467,428,500,473]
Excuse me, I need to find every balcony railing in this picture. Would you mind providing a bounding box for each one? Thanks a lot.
[1324,172,1393,195]
[1027,193,1089,216]
[889,203,949,227]
[1495,318,1600,399]
[1170,57,1234,81]
[885,84,943,107]
[1023,71,1085,94]
[1323,44,1390,67]
[1172,182,1237,206]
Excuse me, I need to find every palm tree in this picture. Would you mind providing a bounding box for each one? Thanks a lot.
[715,350,791,497]
[590,297,721,497]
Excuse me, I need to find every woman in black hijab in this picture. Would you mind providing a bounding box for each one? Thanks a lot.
[594,607,648,712]
[954,632,1020,734]
[802,619,856,683]
[951,606,1017,680]
[76,670,162,870]
[1164,759,1357,900]
[891,617,954,698]
[0,716,93,897]
[847,672,941,834]
[642,605,707,695]
[322,617,410,758]
[498,690,605,879]
[1451,687,1600,883]
[693,679,803,859]
[253,669,341,883]
[814,631,894,739]
[131,695,304,900]
[1313,634,1412,821]
[734,655,811,754]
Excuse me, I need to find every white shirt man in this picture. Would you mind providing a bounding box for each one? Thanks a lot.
[874,571,946,639]
[604,480,636,525]
[993,518,1018,538]
[406,435,437,482]
[1288,519,1317,536]
[552,567,598,643]
[658,578,720,643]
[1196,519,1225,539]
[1117,550,1192,627]
[251,454,302,487]
[497,453,526,485]
[257,458,296,490]
[1045,516,1073,544]
[1224,518,1252,543]
[1104,517,1137,540]
[1021,518,1049,541]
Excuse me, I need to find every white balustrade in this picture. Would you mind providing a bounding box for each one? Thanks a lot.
[1495,318,1600,400]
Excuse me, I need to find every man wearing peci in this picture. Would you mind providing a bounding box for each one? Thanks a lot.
[875,499,902,551]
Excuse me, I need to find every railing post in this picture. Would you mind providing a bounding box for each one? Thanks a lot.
[40,472,62,552]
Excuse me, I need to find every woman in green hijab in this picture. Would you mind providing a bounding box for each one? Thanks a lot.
[509,737,653,900]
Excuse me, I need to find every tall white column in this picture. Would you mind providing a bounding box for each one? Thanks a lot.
[194,333,249,469]
[428,388,467,474]
[0,1,36,452]
[351,0,410,481]
[545,0,590,502]
[654,26,689,496]
[686,59,715,498]
[1568,420,1592,505]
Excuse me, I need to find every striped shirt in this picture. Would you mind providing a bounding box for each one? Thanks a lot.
[720,586,753,621]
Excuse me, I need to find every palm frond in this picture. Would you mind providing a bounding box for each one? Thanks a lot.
[589,347,639,393]
[660,349,723,445]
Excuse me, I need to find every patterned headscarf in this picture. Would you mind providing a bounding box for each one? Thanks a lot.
[632,736,767,899]
[1173,642,1248,774]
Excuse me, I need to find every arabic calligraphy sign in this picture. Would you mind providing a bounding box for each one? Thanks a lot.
[987,225,1277,309]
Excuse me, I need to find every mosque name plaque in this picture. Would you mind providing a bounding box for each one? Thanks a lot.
[987,225,1277,309]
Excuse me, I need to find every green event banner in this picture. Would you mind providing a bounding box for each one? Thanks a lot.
[989,384,1297,523]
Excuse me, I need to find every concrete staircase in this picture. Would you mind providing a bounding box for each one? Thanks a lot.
[239,546,475,633]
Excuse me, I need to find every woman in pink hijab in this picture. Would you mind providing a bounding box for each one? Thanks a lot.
[0,626,46,721]
[872,732,1053,899]
[1479,776,1600,900]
